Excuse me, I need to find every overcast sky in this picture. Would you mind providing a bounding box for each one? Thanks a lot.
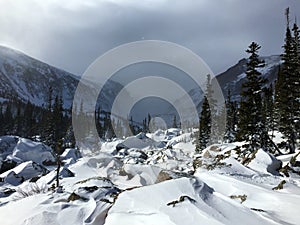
[0,0,299,76]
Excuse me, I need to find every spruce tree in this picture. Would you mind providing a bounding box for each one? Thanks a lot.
[43,86,55,147]
[274,9,299,153]
[172,115,178,128]
[224,89,238,142]
[237,42,266,151]
[196,96,211,152]
[262,84,275,133]
[206,74,219,143]
[291,22,300,142]
[195,75,213,153]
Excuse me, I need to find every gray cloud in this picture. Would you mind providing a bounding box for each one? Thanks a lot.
[0,0,299,76]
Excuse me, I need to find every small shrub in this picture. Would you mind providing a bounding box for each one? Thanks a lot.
[75,176,112,185]
[272,180,286,190]
[230,194,247,203]
[67,192,84,202]
[290,152,300,167]
[167,195,196,207]
[15,183,48,199]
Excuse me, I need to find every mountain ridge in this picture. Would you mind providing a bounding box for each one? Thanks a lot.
[0,45,123,111]
[0,46,282,124]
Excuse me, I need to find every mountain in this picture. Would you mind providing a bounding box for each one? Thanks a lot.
[216,55,281,101]
[0,46,123,111]
[0,46,282,126]
[170,55,282,116]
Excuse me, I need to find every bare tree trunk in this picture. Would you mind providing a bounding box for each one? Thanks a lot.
[56,154,61,188]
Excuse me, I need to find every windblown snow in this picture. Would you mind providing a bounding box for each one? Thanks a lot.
[0,130,299,225]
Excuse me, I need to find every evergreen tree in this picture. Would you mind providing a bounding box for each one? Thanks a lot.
[224,89,238,142]
[147,113,151,129]
[3,103,13,134]
[262,84,275,133]
[291,21,300,142]
[23,101,35,138]
[96,106,103,138]
[42,86,55,147]
[274,9,299,153]
[206,74,219,143]
[52,95,64,141]
[64,124,76,148]
[196,96,211,152]
[195,75,214,152]
[0,105,3,135]
[237,42,266,151]
[13,102,22,135]
[172,115,178,128]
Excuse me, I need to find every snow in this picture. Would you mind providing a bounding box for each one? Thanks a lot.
[0,161,48,185]
[0,130,299,225]
[61,148,82,165]
[12,138,55,165]
[105,177,277,225]
[247,149,282,175]
[0,136,55,165]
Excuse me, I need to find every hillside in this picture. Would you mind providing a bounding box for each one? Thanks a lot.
[0,46,283,128]
[0,46,123,111]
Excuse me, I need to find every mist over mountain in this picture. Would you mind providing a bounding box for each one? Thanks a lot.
[0,45,282,124]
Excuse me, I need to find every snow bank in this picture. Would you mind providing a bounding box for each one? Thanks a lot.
[0,136,55,165]
[116,132,163,150]
[0,161,48,185]
[105,177,276,225]
[12,138,55,165]
[248,149,282,175]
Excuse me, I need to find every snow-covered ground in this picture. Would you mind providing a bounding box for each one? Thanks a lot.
[0,130,299,225]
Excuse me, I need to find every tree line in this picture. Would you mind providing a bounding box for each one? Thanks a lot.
[196,8,300,155]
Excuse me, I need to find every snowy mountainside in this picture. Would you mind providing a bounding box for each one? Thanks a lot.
[0,46,282,123]
[0,130,299,225]
[0,45,124,111]
[168,55,281,114]
[216,55,281,100]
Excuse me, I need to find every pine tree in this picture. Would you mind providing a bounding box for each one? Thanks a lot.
[52,95,64,142]
[196,96,211,152]
[274,9,299,153]
[224,89,238,142]
[96,106,103,138]
[43,86,55,147]
[195,75,214,152]
[206,74,219,143]
[274,66,285,129]
[172,115,178,128]
[3,103,13,134]
[23,101,35,138]
[237,42,266,151]
[262,84,275,133]
[291,21,300,142]
[0,105,3,135]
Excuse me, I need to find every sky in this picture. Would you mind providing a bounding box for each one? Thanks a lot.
[0,0,299,77]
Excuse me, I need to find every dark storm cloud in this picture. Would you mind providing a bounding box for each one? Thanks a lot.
[0,0,299,76]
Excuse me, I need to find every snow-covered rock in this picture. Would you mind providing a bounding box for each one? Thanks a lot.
[61,148,82,164]
[0,130,299,225]
[12,138,55,165]
[105,177,277,225]
[0,161,48,185]
[248,149,282,175]
[116,132,161,150]
[0,136,55,166]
